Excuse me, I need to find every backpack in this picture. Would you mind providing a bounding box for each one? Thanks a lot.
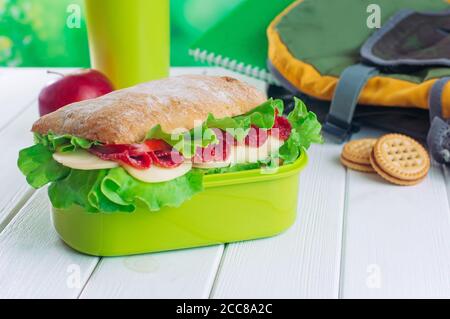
[267,0,450,163]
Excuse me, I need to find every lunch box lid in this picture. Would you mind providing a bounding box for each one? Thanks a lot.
[203,151,308,188]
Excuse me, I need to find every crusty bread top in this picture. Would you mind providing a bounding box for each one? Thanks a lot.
[32,75,266,144]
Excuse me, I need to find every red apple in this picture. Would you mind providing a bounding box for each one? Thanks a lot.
[38,69,114,116]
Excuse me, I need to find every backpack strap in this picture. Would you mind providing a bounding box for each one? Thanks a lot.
[322,64,379,143]
[427,77,450,163]
[429,77,450,122]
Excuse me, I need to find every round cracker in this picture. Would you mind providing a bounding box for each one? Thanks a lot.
[341,138,377,165]
[372,134,429,181]
[369,152,425,186]
[340,155,375,173]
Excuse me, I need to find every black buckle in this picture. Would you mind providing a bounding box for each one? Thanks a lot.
[322,114,357,143]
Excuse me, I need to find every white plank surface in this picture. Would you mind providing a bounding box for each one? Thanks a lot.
[0,68,99,299]
[0,190,98,299]
[0,104,36,230]
[340,130,450,298]
[211,144,346,298]
[0,68,74,130]
[80,246,224,299]
[0,69,74,229]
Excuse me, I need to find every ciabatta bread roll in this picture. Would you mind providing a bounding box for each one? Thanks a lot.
[32,75,266,144]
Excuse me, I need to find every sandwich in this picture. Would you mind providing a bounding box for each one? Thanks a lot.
[18,75,322,213]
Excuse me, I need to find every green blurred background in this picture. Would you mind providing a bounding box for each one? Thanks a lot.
[0,0,243,67]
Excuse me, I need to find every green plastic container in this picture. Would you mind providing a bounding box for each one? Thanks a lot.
[52,154,307,256]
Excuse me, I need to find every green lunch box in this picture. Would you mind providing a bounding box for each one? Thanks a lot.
[52,153,308,256]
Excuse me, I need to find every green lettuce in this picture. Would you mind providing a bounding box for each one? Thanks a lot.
[48,169,121,213]
[145,124,218,158]
[48,167,203,213]
[35,131,97,152]
[101,167,203,212]
[206,98,284,141]
[18,143,70,188]
[278,97,323,164]
[202,97,322,168]
[203,162,261,175]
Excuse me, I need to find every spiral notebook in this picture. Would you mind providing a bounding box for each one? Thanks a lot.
[189,0,293,84]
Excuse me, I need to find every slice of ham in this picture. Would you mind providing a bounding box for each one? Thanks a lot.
[89,139,183,169]
[193,128,233,163]
[194,114,292,163]
[150,150,184,168]
[270,115,292,141]
[243,111,292,147]
[244,125,269,147]
[89,112,292,169]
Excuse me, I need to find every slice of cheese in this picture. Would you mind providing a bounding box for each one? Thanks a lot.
[53,150,119,170]
[192,136,283,168]
[192,148,234,169]
[233,136,283,164]
[123,161,192,183]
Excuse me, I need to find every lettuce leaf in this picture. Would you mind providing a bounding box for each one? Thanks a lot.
[206,98,284,141]
[145,124,218,158]
[18,143,70,188]
[278,97,323,164]
[47,167,203,213]
[48,169,123,213]
[197,97,322,170]
[101,167,203,212]
[202,162,261,175]
[35,131,97,152]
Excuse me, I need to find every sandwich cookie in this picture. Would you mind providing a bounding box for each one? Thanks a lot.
[340,138,377,173]
[369,134,430,186]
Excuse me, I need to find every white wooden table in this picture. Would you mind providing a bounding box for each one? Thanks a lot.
[1,67,450,299]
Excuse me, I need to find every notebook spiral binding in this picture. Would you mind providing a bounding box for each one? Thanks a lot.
[189,48,278,84]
